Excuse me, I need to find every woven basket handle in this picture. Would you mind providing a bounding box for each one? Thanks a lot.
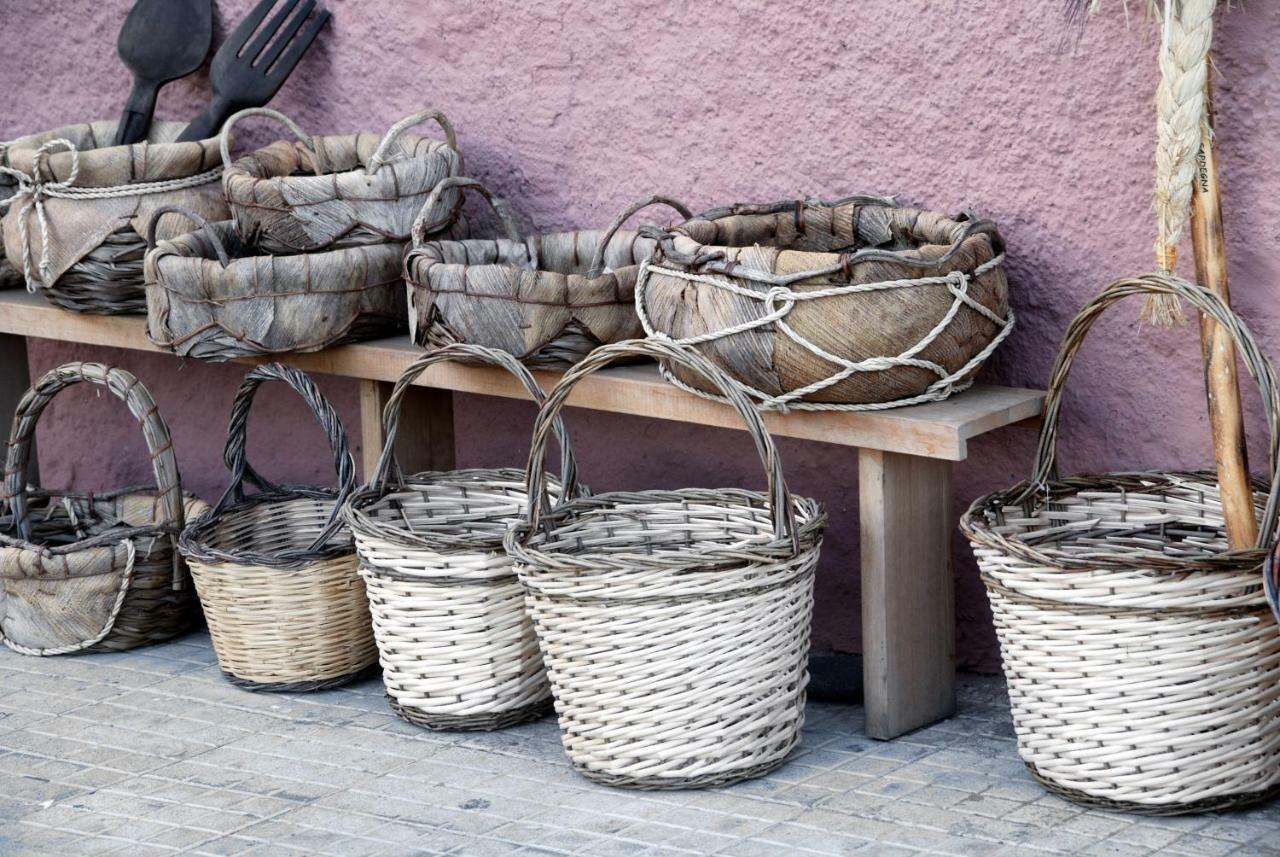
[1022,273,1280,547]
[586,195,693,279]
[1,363,185,544]
[522,338,800,547]
[213,363,355,551]
[369,343,581,501]
[366,109,458,175]
[219,107,321,174]
[412,176,522,247]
[144,205,230,267]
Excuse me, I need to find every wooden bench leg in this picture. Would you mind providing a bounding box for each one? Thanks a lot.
[0,334,34,482]
[859,448,956,739]
[358,380,456,481]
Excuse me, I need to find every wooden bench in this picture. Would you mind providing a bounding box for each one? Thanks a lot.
[0,289,1043,739]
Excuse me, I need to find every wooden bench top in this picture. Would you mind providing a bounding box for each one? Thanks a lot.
[0,290,1043,461]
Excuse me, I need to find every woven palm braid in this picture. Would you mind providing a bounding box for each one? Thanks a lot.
[507,338,827,788]
[960,274,1280,813]
[636,195,1011,410]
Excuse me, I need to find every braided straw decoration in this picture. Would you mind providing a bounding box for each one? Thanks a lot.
[0,363,204,654]
[505,338,827,789]
[344,343,584,730]
[961,274,1280,814]
[180,364,375,692]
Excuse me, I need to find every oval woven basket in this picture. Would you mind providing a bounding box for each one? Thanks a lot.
[344,343,585,730]
[0,120,228,314]
[0,363,206,654]
[220,107,464,253]
[506,338,827,789]
[960,274,1280,815]
[179,364,376,692]
[406,179,691,368]
[636,195,1014,410]
[144,206,407,361]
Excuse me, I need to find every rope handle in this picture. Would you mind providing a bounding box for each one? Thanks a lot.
[585,195,692,279]
[522,338,799,548]
[369,343,581,503]
[219,107,319,173]
[212,363,355,551]
[1,363,186,544]
[144,205,230,267]
[366,109,458,175]
[1019,273,1280,547]
[411,176,522,247]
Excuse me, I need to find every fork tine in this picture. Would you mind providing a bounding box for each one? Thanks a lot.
[267,7,331,80]
[242,0,302,61]
[257,0,317,70]
[221,0,282,54]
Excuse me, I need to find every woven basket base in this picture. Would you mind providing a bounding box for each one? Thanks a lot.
[221,663,378,694]
[389,695,553,732]
[1028,764,1280,816]
[573,750,795,791]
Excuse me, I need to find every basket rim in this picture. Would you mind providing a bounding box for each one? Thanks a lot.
[151,220,407,268]
[178,487,353,569]
[222,132,455,190]
[0,485,205,557]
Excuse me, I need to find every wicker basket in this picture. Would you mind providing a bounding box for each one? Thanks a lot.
[220,107,464,253]
[179,364,376,691]
[636,195,1014,410]
[505,338,827,789]
[0,120,228,314]
[144,206,407,361]
[344,343,585,729]
[961,274,1280,815]
[406,179,691,368]
[0,363,206,654]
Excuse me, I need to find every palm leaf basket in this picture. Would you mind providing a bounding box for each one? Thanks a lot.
[144,206,407,361]
[0,363,206,654]
[179,364,376,691]
[960,274,1280,815]
[0,120,228,314]
[220,107,464,253]
[406,178,691,368]
[344,343,584,730]
[505,338,827,789]
[636,195,1014,410]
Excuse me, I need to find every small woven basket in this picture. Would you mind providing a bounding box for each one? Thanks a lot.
[636,195,1014,410]
[0,121,228,314]
[506,338,827,789]
[144,206,407,361]
[0,363,206,654]
[961,274,1280,815]
[344,343,584,730]
[406,179,691,368]
[179,364,376,691]
[220,107,464,253]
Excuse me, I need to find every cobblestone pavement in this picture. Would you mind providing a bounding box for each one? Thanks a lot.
[1,633,1279,856]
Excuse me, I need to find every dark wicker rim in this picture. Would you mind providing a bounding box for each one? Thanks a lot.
[389,695,552,732]
[1026,763,1280,816]
[223,663,378,694]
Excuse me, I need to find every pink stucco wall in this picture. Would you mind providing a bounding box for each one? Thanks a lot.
[4,1,1279,671]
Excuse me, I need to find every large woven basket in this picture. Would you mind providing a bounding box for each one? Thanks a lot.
[406,179,691,368]
[179,364,376,691]
[506,339,827,789]
[636,195,1014,410]
[144,206,407,361]
[220,107,464,253]
[0,363,206,654]
[0,121,227,314]
[344,343,584,730]
[961,274,1280,815]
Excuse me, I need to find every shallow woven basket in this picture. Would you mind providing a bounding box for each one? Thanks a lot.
[636,195,1014,410]
[505,338,827,789]
[0,120,227,314]
[344,343,585,730]
[220,107,464,253]
[0,363,206,654]
[406,179,691,368]
[144,206,407,361]
[179,364,376,691]
[961,274,1280,815]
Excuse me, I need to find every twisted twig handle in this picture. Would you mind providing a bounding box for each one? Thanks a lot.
[366,109,458,175]
[411,176,521,247]
[585,195,692,278]
[145,205,230,267]
[219,107,318,173]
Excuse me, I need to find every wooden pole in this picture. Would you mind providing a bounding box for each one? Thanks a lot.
[1191,54,1258,549]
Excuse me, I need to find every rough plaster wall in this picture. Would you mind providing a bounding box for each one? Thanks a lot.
[3,0,1279,671]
